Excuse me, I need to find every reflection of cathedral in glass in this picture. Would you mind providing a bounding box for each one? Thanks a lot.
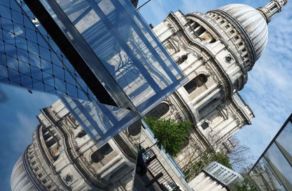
[0,0,184,142]
[11,100,136,191]
[249,115,292,191]
[5,0,288,190]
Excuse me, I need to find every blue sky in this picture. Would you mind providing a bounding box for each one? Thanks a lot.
[0,84,57,190]
[0,0,291,190]
[139,0,292,167]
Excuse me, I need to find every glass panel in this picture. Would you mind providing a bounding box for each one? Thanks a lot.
[0,0,186,190]
[250,158,287,191]
[38,0,184,114]
[276,121,292,157]
[0,0,146,144]
[264,143,292,189]
[0,0,95,102]
[60,96,139,145]
[250,121,292,191]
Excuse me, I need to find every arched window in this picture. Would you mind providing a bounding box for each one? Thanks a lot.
[77,130,86,138]
[91,143,113,163]
[176,54,188,64]
[196,74,208,87]
[146,102,170,118]
[184,78,197,93]
[184,74,208,94]
[99,143,113,155]
[128,121,141,136]
[91,151,102,163]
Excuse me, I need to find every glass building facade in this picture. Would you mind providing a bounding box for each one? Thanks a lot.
[36,0,184,112]
[1,0,185,190]
[0,0,184,146]
[249,114,292,191]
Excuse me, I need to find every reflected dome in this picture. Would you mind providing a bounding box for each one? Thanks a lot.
[10,156,38,191]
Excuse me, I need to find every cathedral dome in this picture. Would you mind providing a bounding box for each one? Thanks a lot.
[217,4,268,61]
[11,156,38,191]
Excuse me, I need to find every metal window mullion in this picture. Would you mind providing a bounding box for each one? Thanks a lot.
[113,0,179,83]
[87,0,161,93]
[23,0,132,109]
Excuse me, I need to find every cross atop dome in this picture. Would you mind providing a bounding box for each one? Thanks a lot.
[259,0,288,22]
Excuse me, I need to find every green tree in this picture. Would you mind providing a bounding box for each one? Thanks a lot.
[214,152,232,168]
[145,117,192,156]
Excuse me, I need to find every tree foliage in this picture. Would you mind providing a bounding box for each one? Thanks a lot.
[228,138,253,170]
[232,166,259,191]
[145,117,192,156]
[233,176,258,191]
[184,150,232,180]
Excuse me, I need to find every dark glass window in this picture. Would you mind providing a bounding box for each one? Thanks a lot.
[91,143,113,163]
[184,78,197,94]
[184,74,208,94]
[99,143,113,155]
[77,130,86,138]
[146,102,170,118]
[196,74,208,87]
[177,54,188,64]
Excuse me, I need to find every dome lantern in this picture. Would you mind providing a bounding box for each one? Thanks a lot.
[259,0,288,22]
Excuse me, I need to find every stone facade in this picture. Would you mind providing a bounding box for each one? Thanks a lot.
[11,100,136,191]
[188,162,243,191]
[10,0,288,190]
[150,0,287,170]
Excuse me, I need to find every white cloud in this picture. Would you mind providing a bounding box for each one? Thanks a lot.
[236,1,292,166]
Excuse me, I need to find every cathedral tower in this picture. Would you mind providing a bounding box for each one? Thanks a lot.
[10,0,288,190]
[152,0,288,168]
